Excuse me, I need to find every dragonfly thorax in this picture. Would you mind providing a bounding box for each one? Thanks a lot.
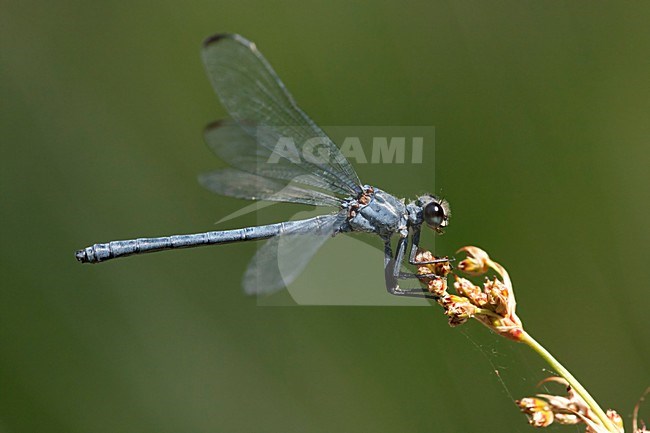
[345,187,408,238]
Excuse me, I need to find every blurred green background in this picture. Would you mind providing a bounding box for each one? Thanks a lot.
[1,1,649,432]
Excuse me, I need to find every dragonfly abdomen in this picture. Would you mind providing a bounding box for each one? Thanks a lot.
[76,216,335,264]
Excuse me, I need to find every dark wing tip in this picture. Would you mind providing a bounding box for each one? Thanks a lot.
[202,33,252,49]
[204,118,260,138]
[202,33,231,48]
[204,118,229,134]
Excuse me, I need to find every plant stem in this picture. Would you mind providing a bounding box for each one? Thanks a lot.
[519,330,617,432]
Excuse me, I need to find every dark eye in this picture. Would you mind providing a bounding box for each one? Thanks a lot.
[424,202,446,228]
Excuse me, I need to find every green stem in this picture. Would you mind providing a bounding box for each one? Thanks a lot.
[519,331,617,432]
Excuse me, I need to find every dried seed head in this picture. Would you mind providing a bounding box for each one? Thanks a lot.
[456,246,492,275]
[416,246,634,433]
[426,276,448,297]
[605,410,624,432]
[518,377,625,433]
[454,247,522,340]
[415,246,523,340]
[517,397,555,427]
[414,249,452,296]
[432,260,452,278]
[414,249,452,278]
[554,412,581,425]
[440,294,478,326]
[415,249,434,263]
[485,277,509,316]
[453,276,488,307]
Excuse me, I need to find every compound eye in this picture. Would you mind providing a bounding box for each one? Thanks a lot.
[424,202,446,229]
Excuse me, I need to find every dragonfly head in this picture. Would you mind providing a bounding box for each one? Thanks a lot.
[414,195,450,234]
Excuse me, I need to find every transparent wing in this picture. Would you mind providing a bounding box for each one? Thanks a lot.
[204,119,350,195]
[242,212,347,295]
[202,34,362,196]
[199,168,341,207]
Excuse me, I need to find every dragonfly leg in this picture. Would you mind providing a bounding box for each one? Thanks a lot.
[397,230,449,280]
[407,227,452,265]
[383,237,439,300]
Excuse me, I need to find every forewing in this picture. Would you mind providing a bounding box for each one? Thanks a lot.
[204,119,350,195]
[199,168,341,207]
[242,212,346,295]
[201,34,362,196]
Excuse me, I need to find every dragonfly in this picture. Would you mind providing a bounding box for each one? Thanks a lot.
[75,33,451,299]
